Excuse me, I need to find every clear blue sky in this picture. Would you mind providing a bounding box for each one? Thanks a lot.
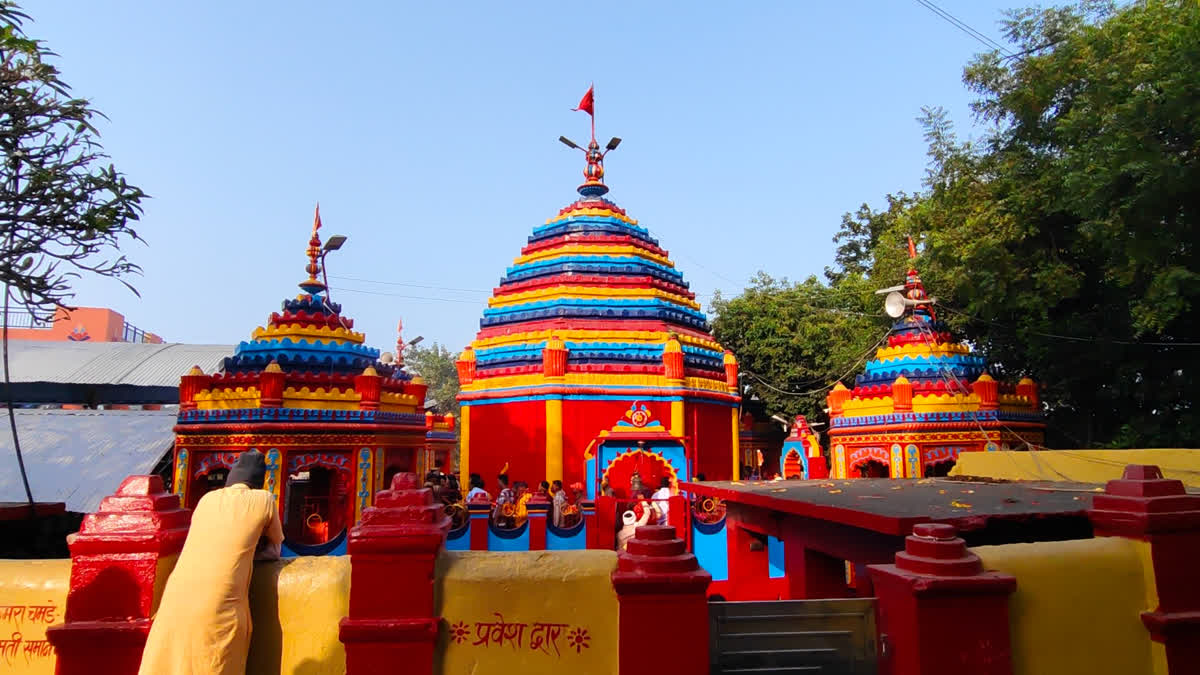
[26,1,1039,353]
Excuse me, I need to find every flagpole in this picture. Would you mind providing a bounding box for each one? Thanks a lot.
[590,83,596,142]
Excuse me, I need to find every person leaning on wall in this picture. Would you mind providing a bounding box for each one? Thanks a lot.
[137,450,284,675]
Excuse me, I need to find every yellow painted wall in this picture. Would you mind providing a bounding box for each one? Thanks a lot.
[247,557,350,675]
[952,449,1200,488]
[435,550,619,675]
[974,537,1166,675]
[0,559,70,675]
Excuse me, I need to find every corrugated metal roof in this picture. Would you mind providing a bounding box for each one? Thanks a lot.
[0,409,176,512]
[6,341,232,386]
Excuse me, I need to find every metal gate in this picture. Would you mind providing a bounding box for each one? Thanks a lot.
[709,598,878,674]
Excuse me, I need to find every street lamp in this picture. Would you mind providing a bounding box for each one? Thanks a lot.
[320,234,348,305]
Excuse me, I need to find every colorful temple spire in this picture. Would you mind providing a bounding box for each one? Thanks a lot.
[457,106,741,492]
[825,243,1045,479]
[299,204,327,296]
[173,211,454,554]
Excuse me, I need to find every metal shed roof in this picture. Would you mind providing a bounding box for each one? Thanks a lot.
[0,409,176,512]
[5,340,232,386]
[0,341,233,405]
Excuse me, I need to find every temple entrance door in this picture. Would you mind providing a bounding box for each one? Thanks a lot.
[602,450,679,500]
[284,465,351,544]
[924,460,955,477]
[782,449,803,479]
[856,460,890,478]
[194,468,228,505]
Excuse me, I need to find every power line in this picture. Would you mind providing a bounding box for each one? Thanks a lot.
[939,303,1200,347]
[912,0,1011,55]
[741,331,891,397]
[330,274,491,294]
[329,286,484,305]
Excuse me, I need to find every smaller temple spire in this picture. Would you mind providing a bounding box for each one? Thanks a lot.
[901,235,936,323]
[299,204,327,296]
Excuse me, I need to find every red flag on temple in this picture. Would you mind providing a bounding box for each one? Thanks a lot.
[573,85,594,116]
[907,235,917,259]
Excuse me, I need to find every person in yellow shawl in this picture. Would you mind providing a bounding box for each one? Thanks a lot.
[138,450,284,675]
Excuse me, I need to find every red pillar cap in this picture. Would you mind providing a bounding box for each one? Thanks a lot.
[70,475,191,556]
[894,523,984,576]
[1090,464,1200,537]
[612,525,711,595]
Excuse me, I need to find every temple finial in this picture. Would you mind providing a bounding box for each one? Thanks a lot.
[902,236,936,322]
[299,203,327,296]
[395,319,405,367]
[562,84,620,199]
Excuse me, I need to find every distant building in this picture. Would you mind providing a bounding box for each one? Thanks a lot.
[5,306,163,343]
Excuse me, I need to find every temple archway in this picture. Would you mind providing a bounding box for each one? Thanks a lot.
[283,463,351,545]
[857,460,890,478]
[601,450,679,500]
[924,460,955,477]
[190,467,228,504]
[782,448,803,479]
[849,447,891,478]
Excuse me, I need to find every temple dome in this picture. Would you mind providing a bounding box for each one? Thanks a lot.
[826,254,1046,478]
[456,138,741,490]
[463,183,729,389]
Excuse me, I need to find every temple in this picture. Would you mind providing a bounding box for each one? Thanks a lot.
[455,131,742,497]
[779,414,825,479]
[824,247,1045,479]
[171,209,455,554]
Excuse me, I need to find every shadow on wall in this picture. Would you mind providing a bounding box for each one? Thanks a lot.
[247,556,351,675]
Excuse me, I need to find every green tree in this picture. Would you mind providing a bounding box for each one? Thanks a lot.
[405,342,461,417]
[721,1,1199,448]
[710,273,888,425]
[912,0,1200,447]
[1,1,146,506]
[1,2,146,320]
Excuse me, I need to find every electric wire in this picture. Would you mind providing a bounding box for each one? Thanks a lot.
[741,331,891,398]
[912,0,1012,55]
[939,303,1200,347]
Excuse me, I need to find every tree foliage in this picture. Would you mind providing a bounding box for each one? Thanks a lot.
[405,342,461,417]
[406,341,462,468]
[711,273,886,424]
[1,2,146,321]
[714,0,1200,448]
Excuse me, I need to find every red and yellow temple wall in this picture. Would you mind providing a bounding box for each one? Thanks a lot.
[462,395,737,491]
[5,463,1199,675]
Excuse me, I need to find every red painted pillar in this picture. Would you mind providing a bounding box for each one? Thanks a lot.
[592,496,615,549]
[868,523,1016,675]
[339,472,450,675]
[527,500,548,550]
[782,537,847,600]
[806,456,829,480]
[726,521,766,600]
[467,502,490,550]
[46,476,191,675]
[666,495,688,542]
[1088,464,1200,674]
[612,525,711,675]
